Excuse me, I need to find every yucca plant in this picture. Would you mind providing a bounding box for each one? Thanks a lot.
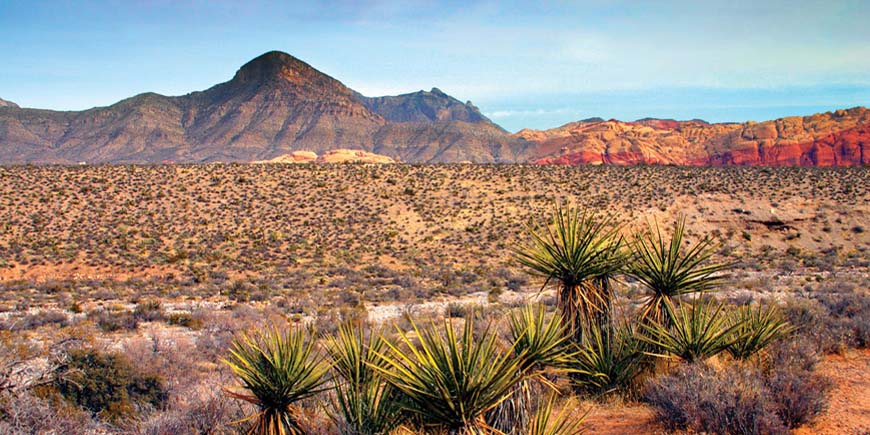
[570,320,643,396]
[224,326,330,435]
[528,395,586,435]
[626,216,729,328]
[487,305,575,435]
[507,304,577,376]
[727,304,795,360]
[373,317,536,435]
[325,321,403,435]
[640,298,742,363]
[515,206,628,344]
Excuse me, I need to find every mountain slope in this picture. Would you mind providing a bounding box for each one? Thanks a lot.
[0,51,527,163]
[0,98,17,108]
[357,88,492,124]
[525,107,870,167]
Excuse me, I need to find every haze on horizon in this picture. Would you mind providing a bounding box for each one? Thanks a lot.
[2,0,869,132]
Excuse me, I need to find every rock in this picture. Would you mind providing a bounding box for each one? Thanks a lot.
[316,149,395,164]
[527,107,870,167]
[254,151,318,163]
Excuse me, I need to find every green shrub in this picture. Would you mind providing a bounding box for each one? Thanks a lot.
[53,348,166,422]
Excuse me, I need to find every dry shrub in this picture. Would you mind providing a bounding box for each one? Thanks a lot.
[0,391,100,435]
[135,379,245,435]
[764,337,834,428]
[643,362,787,435]
[644,335,832,434]
[783,292,870,353]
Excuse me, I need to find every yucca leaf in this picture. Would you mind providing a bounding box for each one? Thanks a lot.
[626,216,730,328]
[372,317,534,435]
[726,303,795,360]
[223,325,330,435]
[640,298,743,363]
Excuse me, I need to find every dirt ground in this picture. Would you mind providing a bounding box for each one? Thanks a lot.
[584,349,870,435]
[794,349,870,435]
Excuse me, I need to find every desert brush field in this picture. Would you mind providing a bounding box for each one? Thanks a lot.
[0,163,868,435]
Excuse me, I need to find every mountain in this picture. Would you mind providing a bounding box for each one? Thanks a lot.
[0,51,529,163]
[2,52,868,166]
[356,88,491,123]
[523,107,870,166]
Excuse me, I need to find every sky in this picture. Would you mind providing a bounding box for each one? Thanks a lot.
[2,0,869,132]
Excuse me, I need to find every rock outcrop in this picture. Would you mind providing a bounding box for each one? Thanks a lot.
[0,98,18,108]
[255,149,395,164]
[316,149,395,164]
[528,107,870,167]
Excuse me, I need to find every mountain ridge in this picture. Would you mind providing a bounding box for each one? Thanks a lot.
[0,51,525,164]
[526,106,870,166]
[0,51,867,166]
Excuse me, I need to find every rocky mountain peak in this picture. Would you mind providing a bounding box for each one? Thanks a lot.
[231,51,345,92]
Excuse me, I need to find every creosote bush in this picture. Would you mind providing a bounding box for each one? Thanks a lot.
[50,348,167,422]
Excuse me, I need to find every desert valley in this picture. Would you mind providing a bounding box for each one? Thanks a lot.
[0,38,869,435]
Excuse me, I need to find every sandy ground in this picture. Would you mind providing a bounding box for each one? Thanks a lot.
[793,349,870,435]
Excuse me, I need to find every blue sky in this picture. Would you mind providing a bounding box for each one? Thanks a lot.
[2,0,869,131]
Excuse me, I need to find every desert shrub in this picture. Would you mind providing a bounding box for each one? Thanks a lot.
[166,312,203,329]
[133,300,164,322]
[51,348,167,422]
[11,310,70,331]
[445,302,467,318]
[89,308,139,332]
[763,338,833,428]
[783,294,870,352]
[0,391,100,435]
[814,291,870,349]
[643,363,787,435]
[136,387,244,435]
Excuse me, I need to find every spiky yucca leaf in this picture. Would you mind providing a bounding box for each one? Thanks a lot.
[570,320,643,395]
[727,304,795,360]
[626,216,729,328]
[373,317,534,435]
[514,207,628,342]
[325,321,389,388]
[507,304,576,375]
[224,326,330,435]
[487,305,574,435]
[640,299,742,363]
[528,395,587,435]
[325,321,403,435]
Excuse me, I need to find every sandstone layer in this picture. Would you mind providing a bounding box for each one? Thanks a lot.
[525,108,870,167]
